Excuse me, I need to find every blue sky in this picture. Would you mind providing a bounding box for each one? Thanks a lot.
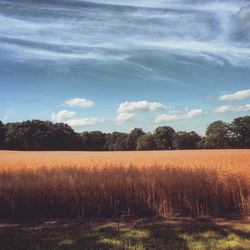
[0,0,250,135]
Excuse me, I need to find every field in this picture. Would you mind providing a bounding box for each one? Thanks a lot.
[0,150,249,218]
[0,150,250,249]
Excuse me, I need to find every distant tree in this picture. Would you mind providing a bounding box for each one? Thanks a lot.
[126,128,145,150]
[5,122,27,150]
[2,116,248,151]
[52,122,80,150]
[198,136,208,149]
[5,120,79,150]
[173,131,201,149]
[80,131,106,151]
[104,132,128,151]
[204,121,232,149]
[231,116,250,148]
[0,121,6,149]
[154,126,175,150]
[136,133,156,151]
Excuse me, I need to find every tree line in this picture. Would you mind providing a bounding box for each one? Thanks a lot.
[0,116,249,151]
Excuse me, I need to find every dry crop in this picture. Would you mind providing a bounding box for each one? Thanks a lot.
[0,150,249,218]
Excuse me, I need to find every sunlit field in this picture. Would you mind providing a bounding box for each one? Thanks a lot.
[1,149,249,169]
[0,150,249,218]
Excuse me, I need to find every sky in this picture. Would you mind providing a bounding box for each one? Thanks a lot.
[0,0,250,135]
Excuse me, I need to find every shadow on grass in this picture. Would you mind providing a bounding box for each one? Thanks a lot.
[0,217,250,249]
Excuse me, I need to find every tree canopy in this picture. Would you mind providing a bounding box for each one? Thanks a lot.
[0,116,249,151]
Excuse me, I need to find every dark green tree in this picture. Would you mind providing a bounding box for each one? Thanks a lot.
[205,121,232,149]
[0,121,6,149]
[80,131,107,151]
[104,132,128,151]
[126,128,145,150]
[198,136,208,149]
[231,116,250,148]
[173,131,201,149]
[5,120,79,150]
[154,126,175,150]
[136,133,156,150]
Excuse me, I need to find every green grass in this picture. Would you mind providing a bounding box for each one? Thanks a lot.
[0,217,249,249]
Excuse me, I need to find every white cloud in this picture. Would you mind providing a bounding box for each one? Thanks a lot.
[236,5,250,28]
[219,89,250,101]
[185,109,203,119]
[214,104,250,114]
[66,117,105,128]
[117,101,165,114]
[51,109,104,128]
[155,109,203,124]
[155,114,181,124]
[115,113,134,125]
[65,98,95,108]
[51,110,76,123]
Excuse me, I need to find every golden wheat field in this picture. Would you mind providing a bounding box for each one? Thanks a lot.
[0,150,249,218]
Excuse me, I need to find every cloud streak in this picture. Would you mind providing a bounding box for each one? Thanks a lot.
[51,110,76,123]
[117,101,165,114]
[66,117,105,128]
[214,104,250,113]
[1,0,250,67]
[115,112,134,125]
[219,89,250,101]
[155,109,203,124]
[51,108,104,129]
[116,100,166,125]
[65,98,95,108]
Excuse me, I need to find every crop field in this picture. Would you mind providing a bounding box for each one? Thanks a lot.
[0,150,249,219]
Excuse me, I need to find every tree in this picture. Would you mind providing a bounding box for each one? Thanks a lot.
[231,116,250,148]
[198,137,208,149]
[173,131,201,149]
[80,131,107,151]
[204,121,232,149]
[5,120,80,150]
[0,121,6,149]
[126,128,145,150]
[1,116,248,151]
[104,132,128,151]
[136,133,156,150]
[154,126,175,150]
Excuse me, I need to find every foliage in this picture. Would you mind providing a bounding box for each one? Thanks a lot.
[204,121,232,149]
[136,133,157,150]
[231,116,250,148]
[4,120,79,150]
[80,131,106,151]
[0,116,249,150]
[173,131,201,149]
[104,132,128,151]
[126,128,145,151]
[154,126,175,150]
[0,121,6,149]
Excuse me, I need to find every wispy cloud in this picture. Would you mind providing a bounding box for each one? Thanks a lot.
[65,98,95,109]
[185,109,203,119]
[1,0,250,68]
[116,100,166,125]
[51,110,76,123]
[237,5,250,23]
[66,117,105,128]
[117,101,166,114]
[219,89,250,101]
[155,109,203,124]
[214,104,250,113]
[155,114,181,123]
[51,107,104,128]
[115,112,134,125]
